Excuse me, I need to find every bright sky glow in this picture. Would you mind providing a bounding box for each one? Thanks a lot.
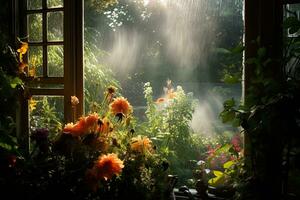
[144,0,168,7]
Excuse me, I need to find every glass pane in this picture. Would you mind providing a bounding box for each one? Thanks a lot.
[28,46,43,77]
[47,11,64,41]
[29,96,64,139]
[47,0,63,8]
[27,14,43,42]
[48,45,64,77]
[27,0,42,10]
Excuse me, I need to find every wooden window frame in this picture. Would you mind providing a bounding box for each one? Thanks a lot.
[13,0,84,152]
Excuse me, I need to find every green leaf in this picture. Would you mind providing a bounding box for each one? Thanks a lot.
[230,44,245,54]
[220,110,236,123]
[213,170,224,177]
[208,171,225,187]
[0,142,12,151]
[257,47,266,59]
[215,144,232,154]
[223,160,235,169]
[10,77,23,88]
[214,48,231,54]
[223,74,239,84]
[283,17,300,33]
[223,98,235,108]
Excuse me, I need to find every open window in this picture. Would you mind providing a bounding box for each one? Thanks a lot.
[15,0,84,150]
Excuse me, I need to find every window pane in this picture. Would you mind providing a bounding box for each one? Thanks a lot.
[47,0,63,8]
[47,11,64,41]
[48,45,64,77]
[28,14,43,42]
[29,96,64,139]
[28,46,43,77]
[27,0,42,10]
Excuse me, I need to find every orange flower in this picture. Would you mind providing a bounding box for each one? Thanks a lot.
[97,117,113,134]
[63,113,99,136]
[167,90,176,99]
[85,113,99,132]
[19,62,28,73]
[131,136,153,154]
[156,97,166,104]
[63,122,85,136]
[94,153,124,180]
[109,97,132,116]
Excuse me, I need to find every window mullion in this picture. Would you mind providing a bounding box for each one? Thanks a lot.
[64,0,84,123]
[42,0,47,77]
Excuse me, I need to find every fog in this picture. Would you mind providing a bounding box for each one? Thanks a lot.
[91,0,243,135]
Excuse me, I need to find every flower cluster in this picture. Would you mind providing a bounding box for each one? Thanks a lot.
[56,88,168,196]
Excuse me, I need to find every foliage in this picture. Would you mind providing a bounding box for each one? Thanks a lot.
[216,44,244,84]
[139,81,208,186]
[0,42,24,155]
[216,13,300,199]
[84,38,120,113]
[30,97,62,139]
[1,87,170,199]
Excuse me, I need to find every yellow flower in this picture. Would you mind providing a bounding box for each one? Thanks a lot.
[28,66,36,77]
[17,42,28,62]
[109,97,132,116]
[131,135,153,154]
[29,99,37,112]
[94,153,124,180]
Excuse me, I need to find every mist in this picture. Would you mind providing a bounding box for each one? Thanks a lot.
[94,0,243,135]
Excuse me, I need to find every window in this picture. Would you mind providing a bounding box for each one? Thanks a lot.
[16,0,84,151]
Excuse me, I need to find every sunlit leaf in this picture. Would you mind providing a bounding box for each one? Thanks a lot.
[223,160,235,169]
[213,170,224,177]
[208,170,225,187]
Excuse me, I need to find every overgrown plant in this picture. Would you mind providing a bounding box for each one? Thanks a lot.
[1,86,170,200]
[218,14,300,200]
[140,80,207,186]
